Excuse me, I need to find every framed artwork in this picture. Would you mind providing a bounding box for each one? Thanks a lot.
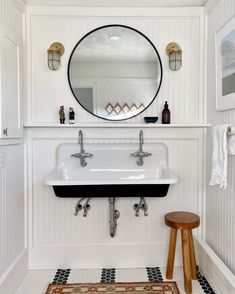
[216,15,235,111]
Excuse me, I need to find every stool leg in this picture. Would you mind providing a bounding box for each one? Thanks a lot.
[189,230,197,280]
[166,228,177,279]
[181,229,192,294]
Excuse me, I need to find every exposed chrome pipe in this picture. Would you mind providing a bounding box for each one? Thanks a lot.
[83,197,91,217]
[74,197,91,217]
[141,197,148,216]
[74,197,86,216]
[133,197,148,216]
[109,197,120,237]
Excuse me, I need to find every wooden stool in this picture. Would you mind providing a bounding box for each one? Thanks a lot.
[165,211,200,294]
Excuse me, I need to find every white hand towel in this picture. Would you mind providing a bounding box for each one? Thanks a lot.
[228,135,235,155]
[210,125,230,189]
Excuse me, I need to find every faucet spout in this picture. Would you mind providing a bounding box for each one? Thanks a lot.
[71,130,93,167]
[130,130,152,166]
[79,130,84,153]
[139,130,144,152]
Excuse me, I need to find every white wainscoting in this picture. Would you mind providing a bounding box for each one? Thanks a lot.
[205,0,235,276]
[0,142,26,293]
[0,1,26,293]
[0,142,25,276]
[0,0,24,38]
[26,7,205,124]
[27,127,205,268]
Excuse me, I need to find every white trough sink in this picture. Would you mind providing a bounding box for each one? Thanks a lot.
[45,142,178,197]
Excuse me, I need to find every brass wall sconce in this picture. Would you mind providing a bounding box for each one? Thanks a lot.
[165,42,182,71]
[47,42,65,70]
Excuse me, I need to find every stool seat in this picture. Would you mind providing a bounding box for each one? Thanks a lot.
[165,211,200,294]
[165,211,200,230]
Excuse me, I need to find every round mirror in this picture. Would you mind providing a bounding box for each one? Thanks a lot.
[68,25,162,121]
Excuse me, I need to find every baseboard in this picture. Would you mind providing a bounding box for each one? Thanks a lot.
[0,249,28,294]
[29,243,182,269]
[195,237,235,294]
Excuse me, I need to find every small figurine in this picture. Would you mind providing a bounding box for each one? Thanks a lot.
[59,106,65,124]
[69,107,75,124]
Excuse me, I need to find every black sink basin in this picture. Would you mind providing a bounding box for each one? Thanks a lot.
[52,184,170,198]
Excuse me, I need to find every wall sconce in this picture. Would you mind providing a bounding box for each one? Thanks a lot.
[165,42,182,71]
[47,42,65,70]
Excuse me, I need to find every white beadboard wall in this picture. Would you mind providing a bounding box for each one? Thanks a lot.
[206,0,235,275]
[26,7,205,124]
[0,0,24,37]
[0,1,27,293]
[0,141,27,294]
[25,7,206,269]
[26,127,205,268]
[0,143,25,277]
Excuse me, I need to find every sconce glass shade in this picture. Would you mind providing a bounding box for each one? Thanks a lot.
[169,51,182,70]
[165,42,182,71]
[48,51,61,70]
[47,42,64,70]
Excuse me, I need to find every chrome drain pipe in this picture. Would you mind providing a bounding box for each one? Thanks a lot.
[109,197,120,237]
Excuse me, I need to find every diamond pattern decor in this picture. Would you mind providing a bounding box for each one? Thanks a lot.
[105,103,145,115]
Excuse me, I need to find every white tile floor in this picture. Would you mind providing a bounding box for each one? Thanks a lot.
[14,267,213,294]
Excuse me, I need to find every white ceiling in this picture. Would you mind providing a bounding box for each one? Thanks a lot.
[71,26,159,62]
[24,0,209,7]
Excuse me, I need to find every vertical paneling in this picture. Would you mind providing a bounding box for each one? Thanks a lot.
[206,0,235,274]
[0,143,24,278]
[0,0,24,38]
[28,13,203,124]
[0,0,25,290]
[26,7,205,268]
[33,137,198,246]
[28,127,202,268]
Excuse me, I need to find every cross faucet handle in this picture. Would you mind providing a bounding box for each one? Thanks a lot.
[71,151,93,167]
[130,151,152,158]
[130,152,140,157]
[143,152,152,157]
[81,152,93,158]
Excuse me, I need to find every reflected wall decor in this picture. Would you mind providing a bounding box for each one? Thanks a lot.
[216,15,235,111]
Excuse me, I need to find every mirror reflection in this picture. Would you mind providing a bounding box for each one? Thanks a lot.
[68,25,162,121]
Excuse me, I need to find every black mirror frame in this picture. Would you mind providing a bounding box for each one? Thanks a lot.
[67,24,163,121]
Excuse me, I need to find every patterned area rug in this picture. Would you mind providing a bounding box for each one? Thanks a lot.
[45,281,179,293]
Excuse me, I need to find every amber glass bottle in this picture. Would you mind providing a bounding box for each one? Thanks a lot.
[162,101,170,124]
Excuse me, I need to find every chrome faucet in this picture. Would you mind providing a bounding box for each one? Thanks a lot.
[71,130,93,167]
[131,130,152,166]
[139,129,144,151]
[79,130,85,153]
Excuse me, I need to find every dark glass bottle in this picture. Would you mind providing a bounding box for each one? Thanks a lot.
[162,101,170,124]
